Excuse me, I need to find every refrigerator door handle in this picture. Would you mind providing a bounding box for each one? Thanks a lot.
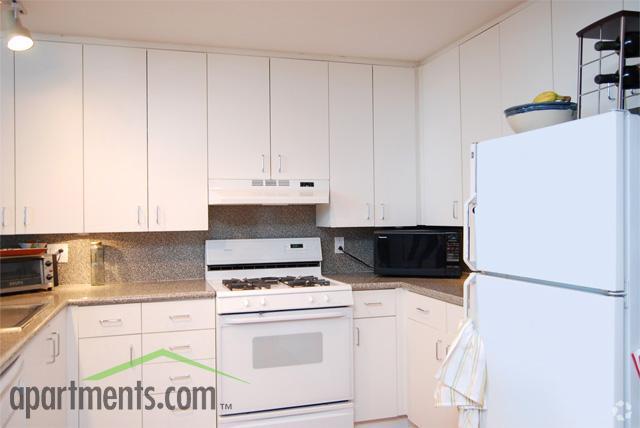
[463,272,477,319]
[464,194,478,271]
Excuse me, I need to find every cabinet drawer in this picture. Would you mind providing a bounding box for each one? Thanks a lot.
[143,392,215,428]
[142,299,215,333]
[143,359,216,394]
[77,303,141,338]
[446,303,464,335]
[353,290,397,318]
[405,292,446,330]
[143,330,215,362]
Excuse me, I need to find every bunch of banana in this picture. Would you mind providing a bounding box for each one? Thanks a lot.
[533,91,571,103]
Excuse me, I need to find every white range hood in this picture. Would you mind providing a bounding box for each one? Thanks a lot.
[208,179,329,205]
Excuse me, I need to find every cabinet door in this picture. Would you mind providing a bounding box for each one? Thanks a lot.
[1,44,14,235]
[354,317,398,422]
[459,25,502,205]
[22,311,67,427]
[373,66,417,227]
[208,54,271,180]
[270,58,329,180]
[407,318,456,428]
[148,50,208,231]
[84,45,148,232]
[552,0,622,118]
[15,41,83,234]
[317,62,374,227]
[419,48,463,227]
[79,334,142,428]
[499,1,553,135]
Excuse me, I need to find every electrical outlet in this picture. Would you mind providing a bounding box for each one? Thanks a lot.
[334,237,344,254]
[47,243,69,263]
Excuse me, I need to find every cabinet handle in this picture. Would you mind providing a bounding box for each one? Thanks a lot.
[169,314,192,322]
[364,302,383,306]
[435,339,443,361]
[261,154,265,173]
[380,203,385,221]
[23,207,28,226]
[156,206,160,225]
[52,332,60,357]
[46,337,55,364]
[453,201,459,220]
[366,203,371,221]
[137,206,143,226]
[99,318,123,327]
[416,307,430,314]
[607,84,616,101]
[355,327,360,346]
[1,207,5,227]
[278,154,282,173]
[168,345,192,352]
[129,345,134,365]
[169,374,192,382]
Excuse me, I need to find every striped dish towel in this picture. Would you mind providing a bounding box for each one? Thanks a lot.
[434,319,487,428]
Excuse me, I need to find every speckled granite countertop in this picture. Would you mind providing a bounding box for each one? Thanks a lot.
[0,280,214,370]
[326,273,467,306]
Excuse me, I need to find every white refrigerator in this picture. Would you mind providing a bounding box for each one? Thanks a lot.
[463,111,639,428]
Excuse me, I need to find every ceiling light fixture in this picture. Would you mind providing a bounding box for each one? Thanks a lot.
[3,0,33,51]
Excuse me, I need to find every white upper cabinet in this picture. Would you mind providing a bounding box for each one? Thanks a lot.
[419,48,463,227]
[147,49,208,231]
[1,45,14,235]
[460,25,503,204]
[499,1,553,135]
[84,45,148,233]
[552,0,623,118]
[208,54,271,180]
[373,65,417,227]
[625,0,640,11]
[317,62,374,227]
[15,41,84,234]
[270,58,329,180]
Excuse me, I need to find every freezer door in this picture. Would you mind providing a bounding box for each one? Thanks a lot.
[470,273,624,428]
[471,111,633,291]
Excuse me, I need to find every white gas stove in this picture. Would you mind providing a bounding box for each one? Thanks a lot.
[205,237,353,314]
[205,238,354,428]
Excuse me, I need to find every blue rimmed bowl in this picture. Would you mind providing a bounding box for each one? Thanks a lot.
[504,101,577,133]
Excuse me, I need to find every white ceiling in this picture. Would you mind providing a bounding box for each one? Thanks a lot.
[21,0,522,62]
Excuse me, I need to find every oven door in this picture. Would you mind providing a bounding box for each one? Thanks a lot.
[217,307,353,415]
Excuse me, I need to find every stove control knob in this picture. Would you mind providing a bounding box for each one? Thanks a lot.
[308,296,314,303]
[323,294,330,303]
[243,299,250,308]
[260,298,266,306]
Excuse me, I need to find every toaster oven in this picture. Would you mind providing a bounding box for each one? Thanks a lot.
[0,254,56,295]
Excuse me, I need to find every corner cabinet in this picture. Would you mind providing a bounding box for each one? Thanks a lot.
[373,66,417,227]
[270,58,329,180]
[418,48,463,227]
[317,62,375,227]
[147,50,208,231]
[406,292,463,428]
[1,44,14,235]
[14,41,84,234]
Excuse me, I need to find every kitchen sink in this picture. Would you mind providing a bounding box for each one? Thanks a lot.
[0,303,48,332]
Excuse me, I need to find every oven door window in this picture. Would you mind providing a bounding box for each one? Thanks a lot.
[0,259,43,289]
[253,332,323,369]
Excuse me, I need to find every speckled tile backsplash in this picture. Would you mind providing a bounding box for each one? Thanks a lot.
[0,206,374,284]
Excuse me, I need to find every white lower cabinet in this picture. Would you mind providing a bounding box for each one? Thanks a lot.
[406,292,463,428]
[73,300,216,428]
[353,291,398,423]
[21,310,67,427]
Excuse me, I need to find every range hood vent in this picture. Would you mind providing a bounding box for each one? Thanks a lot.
[209,179,329,205]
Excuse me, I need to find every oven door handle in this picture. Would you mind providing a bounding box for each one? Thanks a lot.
[221,311,349,326]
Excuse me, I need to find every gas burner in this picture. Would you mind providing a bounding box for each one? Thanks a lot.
[280,276,331,287]
[222,277,278,291]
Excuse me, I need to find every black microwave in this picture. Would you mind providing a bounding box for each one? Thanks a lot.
[374,228,462,278]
